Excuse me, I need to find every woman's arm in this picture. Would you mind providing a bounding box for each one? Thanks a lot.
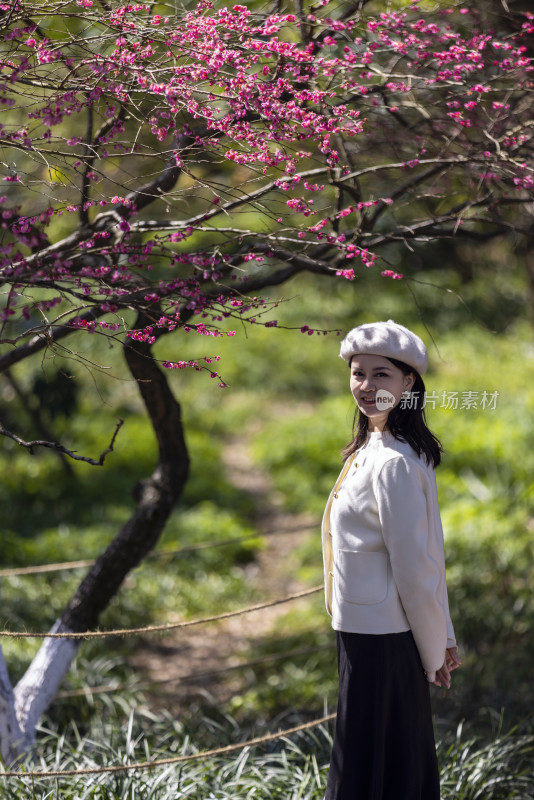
[375,455,451,678]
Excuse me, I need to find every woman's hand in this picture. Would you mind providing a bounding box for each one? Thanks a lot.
[432,647,461,689]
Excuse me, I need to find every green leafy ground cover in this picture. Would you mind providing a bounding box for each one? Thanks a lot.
[1,711,533,799]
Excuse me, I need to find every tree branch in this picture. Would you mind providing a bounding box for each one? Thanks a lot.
[0,418,124,466]
[80,103,94,226]
[130,166,330,233]
[0,309,105,373]
[363,199,534,247]
[365,164,450,231]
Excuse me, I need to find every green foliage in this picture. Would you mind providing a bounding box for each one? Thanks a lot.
[226,598,337,721]
[252,395,350,515]
[439,724,534,800]
[0,707,532,799]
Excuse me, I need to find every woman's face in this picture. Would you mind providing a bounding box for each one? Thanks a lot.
[350,354,415,431]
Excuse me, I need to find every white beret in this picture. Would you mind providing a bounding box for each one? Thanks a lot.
[339,320,428,374]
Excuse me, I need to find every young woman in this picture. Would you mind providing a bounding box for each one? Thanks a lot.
[322,320,460,800]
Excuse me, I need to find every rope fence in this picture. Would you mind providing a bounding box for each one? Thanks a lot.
[0,558,96,578]
[0,713,337,780]
[0,585,323,639]
[0,523,313,579]
[0,525,328,782]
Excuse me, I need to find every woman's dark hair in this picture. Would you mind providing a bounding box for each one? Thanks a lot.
[342,355,443,468]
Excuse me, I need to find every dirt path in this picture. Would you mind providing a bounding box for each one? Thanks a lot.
[130,434,317,711]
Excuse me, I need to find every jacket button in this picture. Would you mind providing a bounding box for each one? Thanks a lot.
[333,492,338,499]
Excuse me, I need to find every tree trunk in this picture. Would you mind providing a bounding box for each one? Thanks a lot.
[0,648,25,765]
[61,329,189,632]
[13,620,79,756]
[8,320,190,757]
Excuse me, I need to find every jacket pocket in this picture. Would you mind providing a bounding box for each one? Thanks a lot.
[337,550,388,605]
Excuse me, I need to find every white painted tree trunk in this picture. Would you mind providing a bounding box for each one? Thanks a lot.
[12,619,80,756]
[0,647,25,765]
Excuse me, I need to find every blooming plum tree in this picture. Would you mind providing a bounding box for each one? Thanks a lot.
[0,0,532,759]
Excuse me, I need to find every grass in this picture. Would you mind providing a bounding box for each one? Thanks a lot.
[1,708,532,799]
[439,724,534,800]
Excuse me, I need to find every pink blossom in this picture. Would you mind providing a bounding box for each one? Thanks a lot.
[0,0,529,378]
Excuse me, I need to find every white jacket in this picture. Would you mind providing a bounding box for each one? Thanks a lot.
[322,431,455,680]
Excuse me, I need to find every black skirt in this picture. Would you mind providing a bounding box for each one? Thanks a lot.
[324,631,440,800]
